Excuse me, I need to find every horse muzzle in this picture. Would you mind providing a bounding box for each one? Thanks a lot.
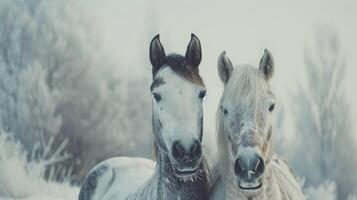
[170,139,202,178]
[234,147,265,190]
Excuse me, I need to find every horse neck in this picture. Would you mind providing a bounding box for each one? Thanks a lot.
[126,148,210,200]
[155,148,210,200]
[147,108,210,199]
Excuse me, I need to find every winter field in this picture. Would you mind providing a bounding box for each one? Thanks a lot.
[0,0,357,199]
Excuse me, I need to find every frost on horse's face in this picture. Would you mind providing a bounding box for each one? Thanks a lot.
[149,34,206,178]
[217,50,276,191]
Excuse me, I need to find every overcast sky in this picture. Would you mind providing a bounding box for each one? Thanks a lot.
[83,0,357,142]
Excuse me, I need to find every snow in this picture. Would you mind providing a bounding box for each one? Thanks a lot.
[0,131,79,200]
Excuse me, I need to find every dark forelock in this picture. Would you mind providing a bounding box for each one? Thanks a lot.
[153,54,204,87]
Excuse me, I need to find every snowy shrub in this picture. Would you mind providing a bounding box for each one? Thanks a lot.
[348,195,357,200]
[289,27,357,198]
[305,181,337,200]
[0,130,78,199]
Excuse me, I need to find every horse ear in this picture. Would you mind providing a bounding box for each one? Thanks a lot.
[259,49,274,80]
[185,33,202,72]
[150,34,166,76]
[217,51,233,84]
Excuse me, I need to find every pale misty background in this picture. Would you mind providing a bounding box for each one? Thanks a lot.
[0,0,356,199]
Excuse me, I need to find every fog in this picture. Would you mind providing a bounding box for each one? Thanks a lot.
[85,0,357,137]
[0,0,356,199]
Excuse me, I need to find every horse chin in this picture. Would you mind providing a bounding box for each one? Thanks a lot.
[172,166,200,181]
[238,182,263,198]
[237,184,263,198]
[236,170,264,192]
[238,182,263,190]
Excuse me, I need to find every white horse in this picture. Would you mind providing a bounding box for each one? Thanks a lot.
[78,34,211,200]
[210,50,305,200]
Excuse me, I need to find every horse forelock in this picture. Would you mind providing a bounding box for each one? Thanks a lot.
[222,65,269,104]
[153,54,205,87]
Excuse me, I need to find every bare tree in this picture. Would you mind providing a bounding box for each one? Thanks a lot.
[291,27,357,198]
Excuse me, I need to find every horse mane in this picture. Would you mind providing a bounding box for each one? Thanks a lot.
[201,154,213,191]
[152,142,157,161]
[216,65,270,178]
[271,154,305,198]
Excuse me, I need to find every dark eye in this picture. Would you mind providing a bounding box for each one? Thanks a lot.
[221,106,228,115]
[224,109,228,115]
[269,103,276,112]
[199,90,206,99]
[153,93,161,102]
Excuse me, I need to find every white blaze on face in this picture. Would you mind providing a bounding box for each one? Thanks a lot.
[152,67,205,151]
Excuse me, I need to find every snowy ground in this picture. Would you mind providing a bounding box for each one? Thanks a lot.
[0,130,355,200]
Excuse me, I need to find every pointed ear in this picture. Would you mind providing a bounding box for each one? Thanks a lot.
[185,33,202,72]
[259,49,274,80]
[217,51,233,84]
[150,34,166,76]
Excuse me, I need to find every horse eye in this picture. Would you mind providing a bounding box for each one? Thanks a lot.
[269,103,276,112]
[153,93,161,102]
[224,109,228,115]
[199,90,206,99]
[221,106,228,115]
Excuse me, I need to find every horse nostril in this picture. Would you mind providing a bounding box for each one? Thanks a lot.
[190,140,202,159]
[255,156,265,175]
[234,159,244,176]
[172,141,185,159]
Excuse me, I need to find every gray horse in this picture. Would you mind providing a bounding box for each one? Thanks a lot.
[210,50,305,200]
[78,34,210,200]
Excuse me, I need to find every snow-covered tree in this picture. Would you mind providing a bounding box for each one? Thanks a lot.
[0,0,62,155]
[291,27,357,198]
[0,0,153,180]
